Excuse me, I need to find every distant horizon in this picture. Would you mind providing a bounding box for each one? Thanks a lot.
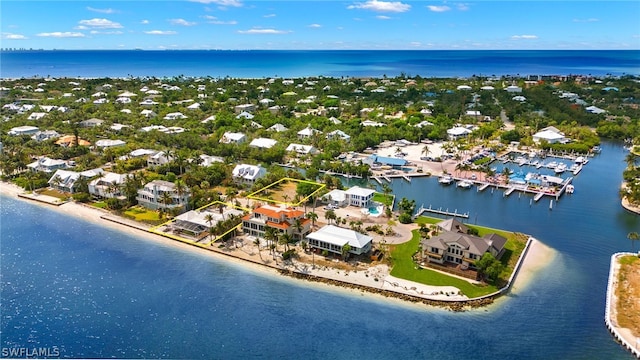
[3,48,640,52]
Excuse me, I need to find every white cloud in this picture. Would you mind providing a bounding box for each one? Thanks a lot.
[141,20,150,25]
[202,15,237,25]
[237,28,290,34]
[348,0,411,13]
[427,5,451,12]
[263,14,276,18]
[308,24,322,28]
[145,30,177,35]
[376,15,391,20]
[170,19,197,26]
[2,33,28,40]
[511,35,538,40]
[456,3,470,11]
[86,7,117,14]
[37,32,85,38]
[89,30,123,35]
[78,18,123,29]
[189,0,242,6]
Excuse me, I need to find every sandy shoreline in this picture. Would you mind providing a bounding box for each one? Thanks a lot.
[0,181,556,310]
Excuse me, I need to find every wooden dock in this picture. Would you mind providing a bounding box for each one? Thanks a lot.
[477,183,490,192]
[373,177,383,184]
[504,187,517,197]
[533,192,544,202]
[414,204,469,219]
[402,175,411,183]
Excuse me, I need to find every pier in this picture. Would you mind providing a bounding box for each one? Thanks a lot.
[478,183,490,192]
[533,192,544,202]
[414,204,469,219]
[402,175,411,183]
[504,187,516,197]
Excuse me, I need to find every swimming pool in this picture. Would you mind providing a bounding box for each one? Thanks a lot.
[368,206,380,215]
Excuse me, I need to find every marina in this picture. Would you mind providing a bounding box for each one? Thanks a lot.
[414,204,470,219]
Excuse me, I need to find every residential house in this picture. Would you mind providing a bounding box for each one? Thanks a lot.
[88,172,129,199]
[285,143,318,155]
[136,180,190,212]
[361,120,385,127]
[8,126,39,136]
[306,225,373,256]
[232,164,266,186]
[95,139,126,148]
[32,130,60,142]
[505,85,523,93]
[236,111,255,120]
[140,109,157,118]
[147,151,174,167]
[220,132,247,144]
[199,154,225,166]
[79,118,105,128]
[447,126,472,140]
[532,127,566,144]
[163,112,187,120]
[297,125,322,140]
[268,123,288,132]
[234,103,255,114]
[27,112,47,120]
[48,168,103,193]
[172,207,245,237]
[322,186,375,208]
[326,130,351,142]
[27,157,69,173]
[420,220,507,271]
[242,205,311,240]
[249,138,277,149]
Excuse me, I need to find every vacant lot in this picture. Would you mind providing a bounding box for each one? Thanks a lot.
[616,256,640,336]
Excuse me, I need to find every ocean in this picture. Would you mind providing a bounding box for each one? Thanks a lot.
[1,50,639,79]
[1,141,638,359]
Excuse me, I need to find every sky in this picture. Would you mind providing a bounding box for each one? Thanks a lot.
[1,0,639,50]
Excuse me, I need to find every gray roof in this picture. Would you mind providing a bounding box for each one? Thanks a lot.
[421,231,490,257]
[437,218,469,234]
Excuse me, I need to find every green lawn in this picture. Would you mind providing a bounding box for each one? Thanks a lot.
[92,201,107,209]
[373,192,394,207]
[124,207,163,224]
[389,216,528,298]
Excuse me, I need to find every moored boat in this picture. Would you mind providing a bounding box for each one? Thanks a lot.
[439,175,454,185]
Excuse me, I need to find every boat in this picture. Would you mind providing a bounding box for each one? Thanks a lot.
[438,175,454,185]
[517,157,527,166]
[554,163,567,174]
[592,145,602,153]
[566,184,575,194]
[546,161,558,169]
[457,180,473,189]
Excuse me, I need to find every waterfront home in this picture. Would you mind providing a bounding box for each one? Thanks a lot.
[297,125,322,140]
[32,130,60,142]
[322,186,375,208]
[48,168,104,193]
[232,164,266,186]
[326,129,351,142]
[79,118,105,128]
[95,139,126,149]
[136,180,190,212]
[172,208,246,238]
[27,157,69,173]
[285,143,319,156]
[447,126,472,140]
[220,131,246,144]
[420,220,507,271]
[88,172,129,199]
[306,225,373,256]
[249,138,277,149]
[8,125,39,136]
[241,205,311,241]
[533,128,566,144]
[147,151,174,168]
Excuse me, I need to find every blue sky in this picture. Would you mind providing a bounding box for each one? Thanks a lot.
[1,1,639,50]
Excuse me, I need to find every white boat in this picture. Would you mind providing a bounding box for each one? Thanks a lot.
[546,161,558,169]
[592,146,602,153]
[439,175,454,185]
[566,184,575,194]
[517,157,527,166]
[554,163,567,174]
[457,180,473,189]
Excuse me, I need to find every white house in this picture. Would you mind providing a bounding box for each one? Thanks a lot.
[163,112,187,120]
[236,111,255,120]
[285,143,319,155]
[447,126,472,140]
[249,138,277,149]
[322,189,349,207]
[306,225,373,256]
[140,109,157,118]
[344,186,375,208]
[8,126,39,136]
[505,85,523,93]
[232,164,266,186]
[136,180,190,212]
[88,172,129,199]
[532,128,566,144]
[147,151,174,167]
[361,120,385,127]
[268,123,288,132]
[48,168,103,193]
[27,112,47,120]
[199,154,225,166]
[234,103,255,114]
[27,157,69,173]
[326,130,351,142]
[220,131,246,144]
[173,208,245,237]
[32,130,60,142]
[297,125,322,139]
[95,139,126,149]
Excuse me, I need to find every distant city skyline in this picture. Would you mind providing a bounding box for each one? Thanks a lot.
[1,0,639,50]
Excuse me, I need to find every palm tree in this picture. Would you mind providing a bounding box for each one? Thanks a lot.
[160,191,173,213]
[282,193,290,205]
[422,145,431,158]
[325,209,336,225]
[204,213,215,242]
[628,232,640,253]
[264,227,278,255]
[341,244,351,261]
[174,179,188,210]
[293,218,304,240]
[306,212,318,229]
[279,233,292,253]
[254,237,263,261]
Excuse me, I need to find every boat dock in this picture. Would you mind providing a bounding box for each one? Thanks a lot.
[402,175,411,183]
[477,183,490,192]
[533,192,544,202]
[504,187,516,197]
[414,204,469,219]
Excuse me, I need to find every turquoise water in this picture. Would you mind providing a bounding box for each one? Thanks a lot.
[1,140,638,359]
[368,206,380,215]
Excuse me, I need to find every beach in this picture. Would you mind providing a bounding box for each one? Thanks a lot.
[0,180,555,309]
